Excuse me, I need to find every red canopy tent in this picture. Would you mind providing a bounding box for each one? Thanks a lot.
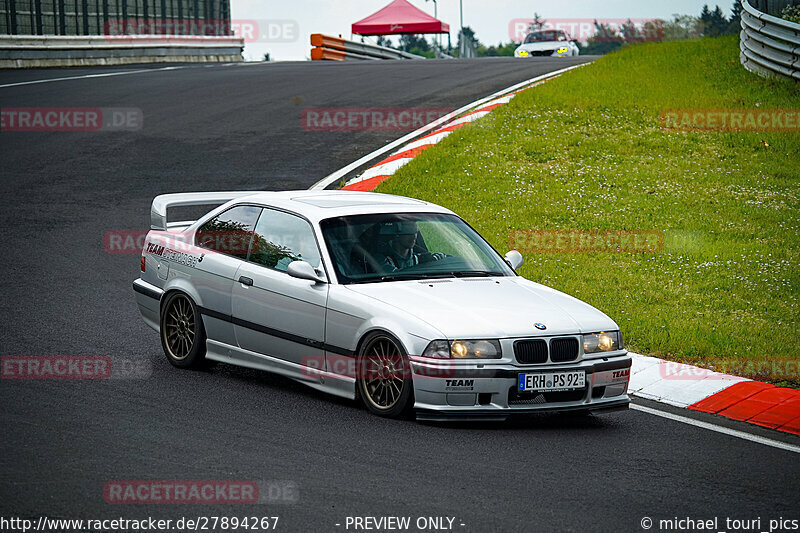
[352,0,450,36]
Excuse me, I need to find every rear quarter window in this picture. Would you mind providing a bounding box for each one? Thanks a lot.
[196,205,262,259]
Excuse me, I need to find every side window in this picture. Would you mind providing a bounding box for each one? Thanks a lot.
[249,209,322,272]
[196,205,262,260]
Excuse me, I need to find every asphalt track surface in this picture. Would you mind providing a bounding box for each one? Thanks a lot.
[1,58,799,532]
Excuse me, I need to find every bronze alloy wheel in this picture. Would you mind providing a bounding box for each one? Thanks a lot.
[358,333,413,417]
[163,294,195,360]
[160,292,206,368]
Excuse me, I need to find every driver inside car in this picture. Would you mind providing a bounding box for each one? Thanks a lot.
[380,221,445,272]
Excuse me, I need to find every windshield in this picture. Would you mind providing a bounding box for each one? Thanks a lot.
[524,30,568,43]
[320,213,515,284]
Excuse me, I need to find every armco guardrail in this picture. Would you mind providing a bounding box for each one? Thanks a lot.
[310,34,424,61]
[740,0,800,80]
[749,0,796,15]
[0,35,244,68]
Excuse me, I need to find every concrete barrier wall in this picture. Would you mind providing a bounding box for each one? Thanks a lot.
[0,35,244,68]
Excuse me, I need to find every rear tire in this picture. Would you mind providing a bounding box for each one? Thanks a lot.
[357,332,414,419]
[160,292,207,369]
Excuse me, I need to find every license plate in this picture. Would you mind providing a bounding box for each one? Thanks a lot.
[518,371,586,392]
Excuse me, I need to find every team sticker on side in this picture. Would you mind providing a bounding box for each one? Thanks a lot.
[146,242,203,268]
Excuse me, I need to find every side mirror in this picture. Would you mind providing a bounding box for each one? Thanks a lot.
[287,261,327,284]
[504,250,523,270]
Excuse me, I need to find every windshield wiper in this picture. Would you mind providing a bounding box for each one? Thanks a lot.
[377,272,457,282]
[447,270,505,278]
[370,271,504,283]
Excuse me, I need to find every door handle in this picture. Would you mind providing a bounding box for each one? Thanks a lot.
[238,276,254,287]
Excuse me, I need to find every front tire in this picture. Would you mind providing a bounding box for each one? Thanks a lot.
[160,292,207,368]
[357,332,414,419]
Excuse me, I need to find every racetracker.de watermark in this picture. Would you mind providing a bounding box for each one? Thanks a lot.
[660,109,800,132]
[659,360,800,382]
[301,108,452,132]
[1,355,152,380]
[1,108,142,132]
[302,355,463,380]
[509,230,664,254]
[105,229,281,256]
[103,19,299,43]
[103,480,298,504]
[508,18,664,43]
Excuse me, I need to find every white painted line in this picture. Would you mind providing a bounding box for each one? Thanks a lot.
[310,62,590,190]
[233,61,276,67]
[0,65,186,89]
[631,404,800,454]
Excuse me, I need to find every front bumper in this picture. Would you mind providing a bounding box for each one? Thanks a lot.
[409,354,632,421]
[515,50,569,58]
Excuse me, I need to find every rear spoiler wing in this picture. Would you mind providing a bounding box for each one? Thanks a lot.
[150,191,260,230]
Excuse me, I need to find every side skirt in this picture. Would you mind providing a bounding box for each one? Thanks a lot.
[205,339,357,400]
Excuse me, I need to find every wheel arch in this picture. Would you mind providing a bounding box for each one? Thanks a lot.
[354,328,409,357]
[159,279,203,314]
[350,314,441,360]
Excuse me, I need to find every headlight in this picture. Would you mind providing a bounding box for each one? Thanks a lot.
[422,339,502,359]
[517,50,529,57]
[421,340,450,359]
[556,47,568,54]
[582,331,623,354]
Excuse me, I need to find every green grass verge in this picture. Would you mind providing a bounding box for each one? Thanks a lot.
[375,36,800,383]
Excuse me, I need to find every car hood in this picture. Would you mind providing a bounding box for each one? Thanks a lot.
[345,277,618,339]
[517,42,565,52]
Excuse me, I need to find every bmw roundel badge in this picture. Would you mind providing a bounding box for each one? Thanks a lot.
[534,323,547,330]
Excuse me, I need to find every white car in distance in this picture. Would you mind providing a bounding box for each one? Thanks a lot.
[515,29,580,58]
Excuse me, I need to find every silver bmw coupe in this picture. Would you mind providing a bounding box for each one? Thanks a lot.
[133,191,631,421]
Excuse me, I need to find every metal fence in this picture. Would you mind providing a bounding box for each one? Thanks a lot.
[740,0,800,80]
[0,0,231,36]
